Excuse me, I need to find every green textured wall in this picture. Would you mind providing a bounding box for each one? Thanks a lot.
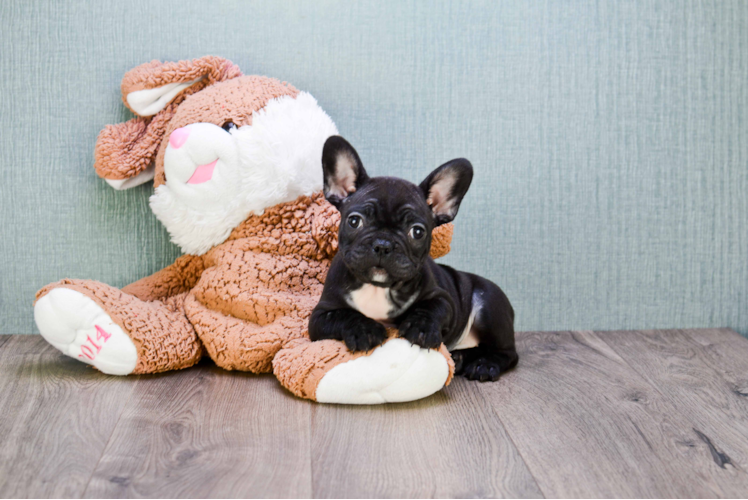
[1,0,746,335]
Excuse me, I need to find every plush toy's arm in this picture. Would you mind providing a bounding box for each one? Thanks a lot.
[122,254,206,302]
[429,223,454,259]
[274,331,455,404]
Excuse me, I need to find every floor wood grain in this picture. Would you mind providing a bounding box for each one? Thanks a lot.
[83,365,313,499]
[600,329,748,493]
[2,330,748,498]
[680,328,748,399]
[1,334,57,355]
[0,335,12,350]
[478,330,747,497]
[311,378,543,498]
[0,336,139,499]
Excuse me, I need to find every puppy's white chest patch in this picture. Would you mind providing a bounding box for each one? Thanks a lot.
[347,284,393,321]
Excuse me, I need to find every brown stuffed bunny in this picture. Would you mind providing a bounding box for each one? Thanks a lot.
[34,56,454,404]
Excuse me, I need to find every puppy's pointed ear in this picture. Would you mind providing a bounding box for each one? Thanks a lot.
[322,136,370,208]
[419,158,473,225]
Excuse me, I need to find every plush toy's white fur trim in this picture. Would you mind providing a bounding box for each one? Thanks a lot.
[315,338,450,404]
[126,77,203,117]
[150,92,338,255]
[104,164,155,190]
[34,288,138,375]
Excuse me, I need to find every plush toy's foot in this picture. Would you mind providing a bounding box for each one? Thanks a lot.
[35,280,203,374]
[34,287,138,375]
[273,336,455,404]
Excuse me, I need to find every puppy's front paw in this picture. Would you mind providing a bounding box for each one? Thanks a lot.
[399,313,442,349]
[342,320,388,352]
[463,358,502,382]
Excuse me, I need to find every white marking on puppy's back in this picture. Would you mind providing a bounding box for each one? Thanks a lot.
[348,284,393,321]
[451,293,482,350]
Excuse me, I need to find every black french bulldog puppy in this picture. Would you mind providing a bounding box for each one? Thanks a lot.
[309,136,518,382]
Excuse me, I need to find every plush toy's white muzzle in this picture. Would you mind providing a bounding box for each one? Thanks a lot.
[162,122,241,210]
[150,92,339,255]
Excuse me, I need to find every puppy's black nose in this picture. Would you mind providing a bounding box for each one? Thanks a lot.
[372,238,394,256]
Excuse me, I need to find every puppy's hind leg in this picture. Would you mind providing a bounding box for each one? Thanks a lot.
[453,346,518,381]
[453,274,518,382]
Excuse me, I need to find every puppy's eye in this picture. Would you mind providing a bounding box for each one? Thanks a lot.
[409,224,426,240]
[347,214,363,229]
[221,121,237,133]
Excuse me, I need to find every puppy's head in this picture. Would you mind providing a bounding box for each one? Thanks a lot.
[322,136,473,287]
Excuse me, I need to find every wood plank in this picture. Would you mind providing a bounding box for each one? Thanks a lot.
[599,329,748,491]
[1,334,58,355]
[680,328,748,395]
[84,367,313,498]
[5,330,748,498]
[0,335,139,498]
[0,334,12,350]
[311,377,543,499]
[479,330,748,498]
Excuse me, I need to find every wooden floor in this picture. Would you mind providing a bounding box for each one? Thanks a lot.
[2,329,748,498]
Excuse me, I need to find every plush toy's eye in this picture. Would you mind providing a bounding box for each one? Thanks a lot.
[409,224,426,240]
[221,121,237,133]
[347,213,363,229]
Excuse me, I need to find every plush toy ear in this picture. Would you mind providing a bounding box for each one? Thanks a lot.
[418,158,473,225]
[120,56,241,117]
[94,113,169,189]
[94,56,242,189]
[321,136,370,208]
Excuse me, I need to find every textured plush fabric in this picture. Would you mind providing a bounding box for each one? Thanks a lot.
[119,57,241,111]
[35,193,455,379]
[31,54,459,401]
[273,331,454,401]
[2,1,747,336]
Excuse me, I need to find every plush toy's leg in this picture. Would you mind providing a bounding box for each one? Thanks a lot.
[184,293,308,373]
[272,332,455,404]
[34,280,202,375]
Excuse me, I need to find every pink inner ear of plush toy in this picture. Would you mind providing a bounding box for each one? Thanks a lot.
[187,159,217,184]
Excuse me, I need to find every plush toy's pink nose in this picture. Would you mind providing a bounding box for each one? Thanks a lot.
[169,127,190,149]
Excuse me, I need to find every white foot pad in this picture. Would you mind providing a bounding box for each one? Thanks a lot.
[315,338,450,404]
[34,288,137,375]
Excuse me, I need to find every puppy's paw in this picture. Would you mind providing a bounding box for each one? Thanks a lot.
[462,357,502,382]
[399,313,442,349]
[451,350,467,374]
[342,320,388,352]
